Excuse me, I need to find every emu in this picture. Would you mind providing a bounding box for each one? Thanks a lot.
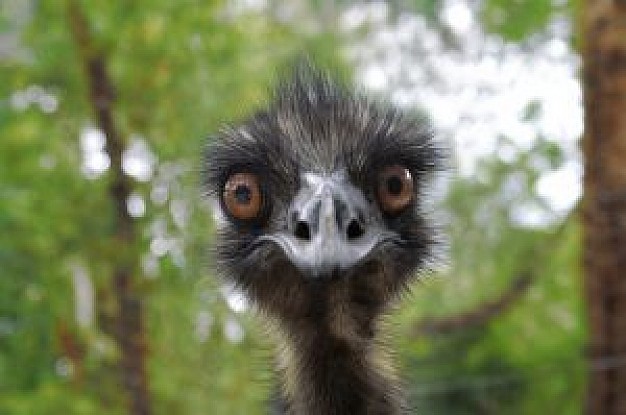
[205,66,442,414]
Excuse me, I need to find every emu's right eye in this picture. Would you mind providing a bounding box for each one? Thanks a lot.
[223,172,262,220]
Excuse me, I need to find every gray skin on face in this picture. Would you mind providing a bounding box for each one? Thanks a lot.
[204,66,442,415]
[259,170,394,279]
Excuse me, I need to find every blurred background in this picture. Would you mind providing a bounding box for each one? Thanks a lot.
[2,0,623,414]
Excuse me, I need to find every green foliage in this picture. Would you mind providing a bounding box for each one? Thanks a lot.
[482,0,553,41]
[409,0,439,22]
[0,0,585,414]
[480,0,582,46]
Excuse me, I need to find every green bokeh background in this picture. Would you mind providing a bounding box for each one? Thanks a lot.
[0,1,585,413]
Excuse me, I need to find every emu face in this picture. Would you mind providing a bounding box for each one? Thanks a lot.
[205,70,440,323]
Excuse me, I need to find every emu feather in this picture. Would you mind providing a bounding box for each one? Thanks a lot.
[204,65,443,414]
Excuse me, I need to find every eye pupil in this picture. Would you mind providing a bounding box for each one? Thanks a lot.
[386,176,403,195]
[234,185,252,204]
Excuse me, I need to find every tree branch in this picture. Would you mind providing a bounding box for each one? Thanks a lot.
[412,211,574,337]
[66,2,152,415]
[412,273,534,336]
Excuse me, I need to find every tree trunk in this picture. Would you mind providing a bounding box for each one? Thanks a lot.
[67,2,152,414]
[582,1,626,414]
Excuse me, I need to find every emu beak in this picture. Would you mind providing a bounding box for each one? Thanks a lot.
[259,171,387,279]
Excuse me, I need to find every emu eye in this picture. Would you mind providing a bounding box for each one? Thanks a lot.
[223,172,263,220]
[377,165,414,214]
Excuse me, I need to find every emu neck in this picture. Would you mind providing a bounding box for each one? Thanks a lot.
[276,288,404,415]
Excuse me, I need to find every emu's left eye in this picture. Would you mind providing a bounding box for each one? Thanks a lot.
[377,165,414,214]
[223,172,262,220]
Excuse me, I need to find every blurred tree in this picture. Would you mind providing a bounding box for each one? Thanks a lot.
[582,1,626,414]
[66,2,152,413]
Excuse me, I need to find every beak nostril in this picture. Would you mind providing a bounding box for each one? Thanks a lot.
[294,221,311,240]
[346,219,364,240]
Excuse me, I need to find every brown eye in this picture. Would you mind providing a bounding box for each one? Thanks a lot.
[223,173,263,220]
[377,165,414,214]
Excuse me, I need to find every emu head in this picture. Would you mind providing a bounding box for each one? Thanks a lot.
[205,68,441,325]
